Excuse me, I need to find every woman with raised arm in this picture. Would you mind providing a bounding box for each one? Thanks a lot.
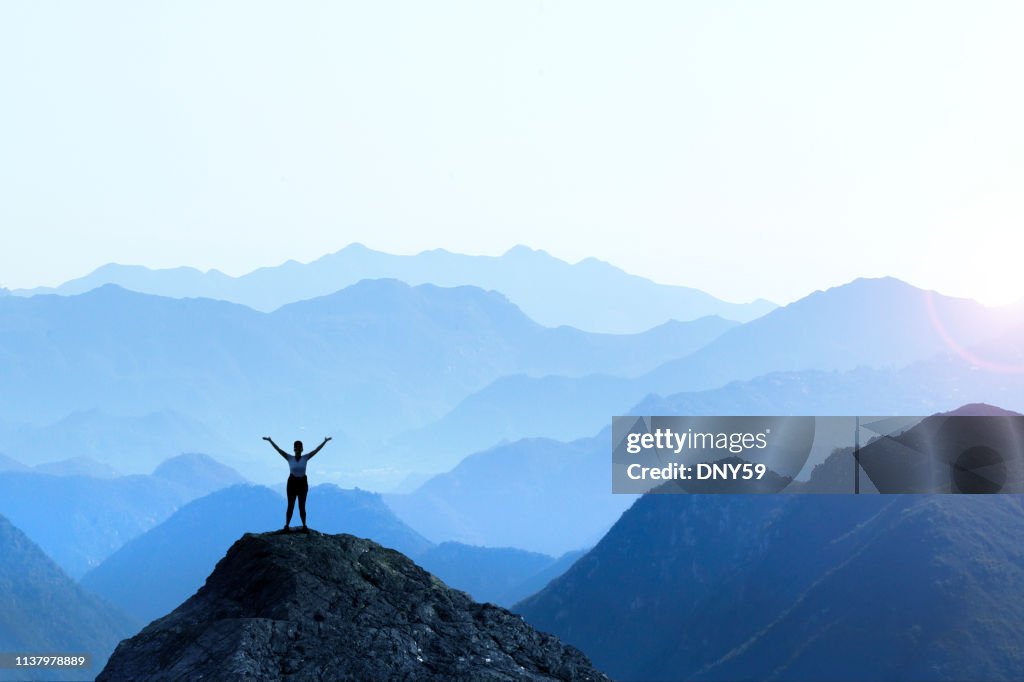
[263,436,331,532]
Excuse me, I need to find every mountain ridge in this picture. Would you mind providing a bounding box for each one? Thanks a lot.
[380,277,1022,468]
[0,513,138,679]
[0,280,736,481]
[516,480,1024,681]
[0,453,248,578]
[13,243,774,333]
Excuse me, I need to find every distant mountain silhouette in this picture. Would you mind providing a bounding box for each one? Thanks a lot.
[0,451,28,472]
[296,484,433,557]
[638,361,1024,421]
[0,472,191,579]
[0,282,738,479]
[635,366,908,416]
[505,549,586,607]
[642,277,1021,395]
[395,278,1023,462]
[387,337,1024,562]
[80,485,284,623]
[0,513,138,680]
[635,329,1024,480]
[16,243,774,332]
[0,453,247,578]
[97,530,611,681]
[81,484,433,623]
[0,407,237,473]
[386,433,635,556]
[34,456,121,478]
[517,490,1024,681]
[382,373,634,473]
[417,542,558,607]
[151,451,247,497]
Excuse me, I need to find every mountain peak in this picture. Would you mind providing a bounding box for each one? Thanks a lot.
[940,402,1023,417]
[151,453,247,492]
[502,244,551,258]
[818,276,984,304]
[98,531,610,681]
[322,242,375,260]
[808,276,916,300]
[87,282,132,295]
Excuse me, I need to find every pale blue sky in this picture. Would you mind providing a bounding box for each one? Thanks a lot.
[2,1,1022,304]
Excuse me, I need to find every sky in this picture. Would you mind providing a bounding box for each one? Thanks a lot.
[1,1,1022,305]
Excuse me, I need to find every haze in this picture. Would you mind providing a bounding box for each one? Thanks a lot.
[2,1,1022,305]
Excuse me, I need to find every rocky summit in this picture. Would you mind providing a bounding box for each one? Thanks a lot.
[97,530,610,681]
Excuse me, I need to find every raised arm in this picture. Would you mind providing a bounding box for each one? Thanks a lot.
[263,436,289,459]
[307,436,332,459]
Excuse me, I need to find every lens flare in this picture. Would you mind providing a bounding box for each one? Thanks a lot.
[925,289,1024,374]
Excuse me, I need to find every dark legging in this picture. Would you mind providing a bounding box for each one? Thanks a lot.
[286,474,309,527]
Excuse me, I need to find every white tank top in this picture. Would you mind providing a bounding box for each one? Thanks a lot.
[287,456,308,477]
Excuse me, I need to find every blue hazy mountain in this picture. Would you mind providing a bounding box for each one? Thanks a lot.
[416,542,557,607]
[0,285,302,479]
[383,315,735,472]
[0,472,192,580]
[635,327,1024,432]
[516,491,1024,681]
[634,366,908,416]
[0,451,28,472]
[272,281,737,381]
[0,513,138,680]
[0,281,736,479]
[415,542,586,608]
[641,277,1021,395]
[524,352,1024,490]
[34,456,121,477]
[14,244,775,333]
[79,485,285,624]
[388,278,1021,466]
[80,484,433,624]
[302,484,433,557]
[391,317,1024,560]
[504,549,586,607]
[0,453,247,578]
[385,344,1024,563]
[0,409,237,473]
[152,452,249,496]
[385,432,635,556]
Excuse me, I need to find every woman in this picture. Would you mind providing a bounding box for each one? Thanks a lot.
[263,435,331,532]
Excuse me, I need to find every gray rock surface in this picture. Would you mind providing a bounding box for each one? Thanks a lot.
[98,530,611,681]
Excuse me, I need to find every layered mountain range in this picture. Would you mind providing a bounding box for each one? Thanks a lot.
[14,243,773,332]
[0,279,741,484]
[0,514,137,680]
[517,407,1024,681]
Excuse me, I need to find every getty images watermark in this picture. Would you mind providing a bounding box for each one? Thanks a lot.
[612,415,1024,495]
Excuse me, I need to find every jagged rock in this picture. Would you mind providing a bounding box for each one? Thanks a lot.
[98,530,611,681]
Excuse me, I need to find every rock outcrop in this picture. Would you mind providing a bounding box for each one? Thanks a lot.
[98,530,610,681]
